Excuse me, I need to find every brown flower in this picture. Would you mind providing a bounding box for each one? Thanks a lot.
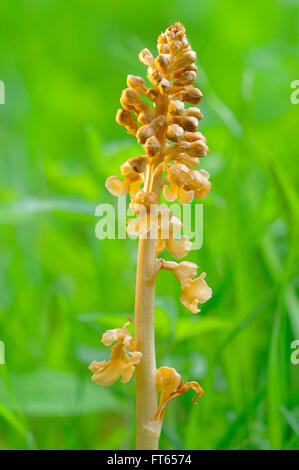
[163,163,211,203]
[155,210,192,259]
[180,272,212,314]
[89,320,142,386]
[154,366,204,421]
[105,161,143,197]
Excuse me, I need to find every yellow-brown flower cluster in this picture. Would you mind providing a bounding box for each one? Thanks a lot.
[106,21,210,206]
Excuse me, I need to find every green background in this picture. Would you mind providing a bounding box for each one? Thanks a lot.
[0,0,298,450]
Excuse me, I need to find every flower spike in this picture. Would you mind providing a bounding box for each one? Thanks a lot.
[92,22,213,449]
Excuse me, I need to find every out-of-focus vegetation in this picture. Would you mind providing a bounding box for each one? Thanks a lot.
[0,0,298,450]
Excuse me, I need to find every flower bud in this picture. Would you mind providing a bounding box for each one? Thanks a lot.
[173,153,199,169]
[180,36,190,50]
[121,88,154,116]
[168,100,185,116]
[184,131,207,142]
[144,135,161,157]
[182,87,203,105]
[137,112,153,125]
[158,78,172,94]
[165,142,189,156]
[172,64,198,79]
[128,156,148,173]
[170,40,182,53]
[139,48,155,68]
[137,124,155,144]
[115,109,138,135]
[184,107,203,120]
[147,68,163,88]
[127,75,147,94]
[172,116,198,132]
[137,115,166,143]
[175,70,197,86]
[155,54,172,72]
[158,43,170,54]
[167,124,184,142]
[189,140,209,157]
[157,32,168,45]
[172,50,196,70]
[145,88,159,102]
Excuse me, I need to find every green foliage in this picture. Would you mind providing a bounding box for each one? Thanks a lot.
[0,0,298,450]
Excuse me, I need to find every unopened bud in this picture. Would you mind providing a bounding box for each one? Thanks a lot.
[137,124,155,144]
[173,64,198,79]
[184,108,203,120]
[172,51,196,70]
[116,109,138,134]
[170,40,182,53]
[127,75,147,95]
[155,54,172,72]
[137,112,153,125]
[166,22,186,41]
[136,116,165,144]
[175,70,197,86]
[172,116,198,132]
[139,48,155,68]
[168,100,185,116]
[144,136,161,157]
[128,156,149,173]
[146,88,159,102]
[158,43,170,54]
[189,140,209,157]
[147,68,163,88]
[121,88,154,116]
[184,131,207,142]
[157,32,168,45]
[158,78,172,94]
[182,88,203,105]
[167,124,184,142]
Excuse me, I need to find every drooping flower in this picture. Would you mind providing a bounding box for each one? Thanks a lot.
[180,272,212,314]
[163,163,211,204]
[154,366,204,421]
[89,319,142,386]
[105,161,144,197]
[186,168,211,199]
[173,261,198,286]
[163,163,194,204]
[127,190,160,238]
[155,210,192,259]
[159,261,212,313]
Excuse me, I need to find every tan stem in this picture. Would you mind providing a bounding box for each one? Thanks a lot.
[135,88,170,450]
[134,236,159,449]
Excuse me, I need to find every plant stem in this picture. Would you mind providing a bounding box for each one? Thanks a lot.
[134,236,159,449]
[134,93,169,450]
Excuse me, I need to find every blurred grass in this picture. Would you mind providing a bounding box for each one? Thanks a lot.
[0,0,298,450]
